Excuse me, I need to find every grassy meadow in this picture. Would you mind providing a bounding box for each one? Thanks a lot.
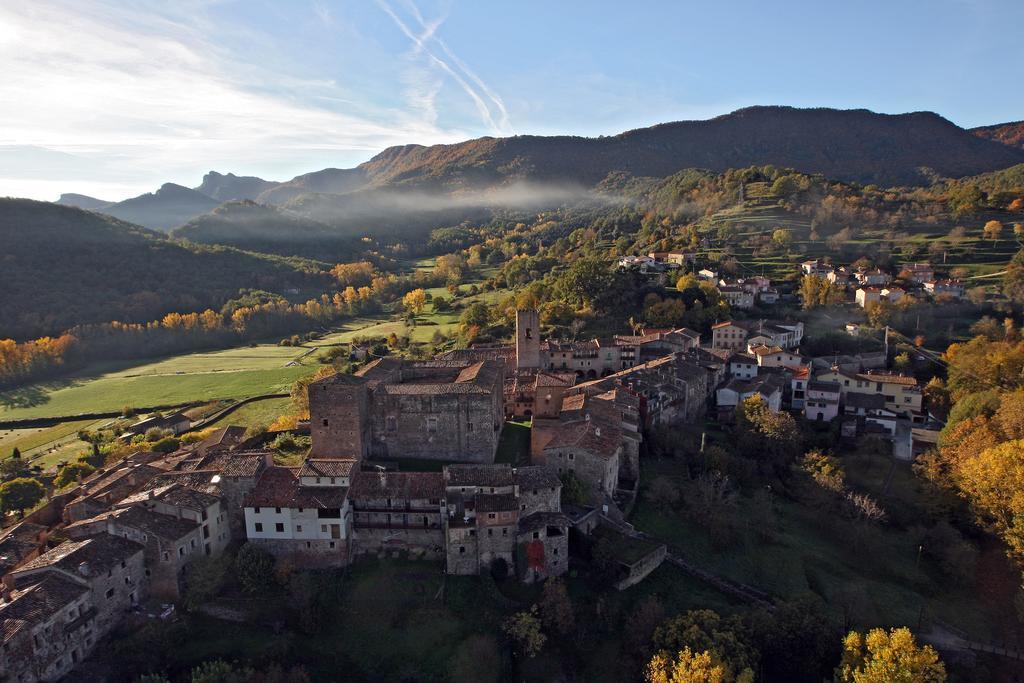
[0,258,511,423]
[204,396,293,430]
[0,347,315,422]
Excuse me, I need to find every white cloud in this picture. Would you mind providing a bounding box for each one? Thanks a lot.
[0,1,471,200]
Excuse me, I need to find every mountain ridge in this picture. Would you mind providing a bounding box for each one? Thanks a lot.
[48,106,1024,233]
[971,121,1024,150]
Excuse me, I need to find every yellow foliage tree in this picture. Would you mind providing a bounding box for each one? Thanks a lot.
[646,648,728,683]
[982,220,1003,242]
[836,628,946,683]
[403,288,427,316]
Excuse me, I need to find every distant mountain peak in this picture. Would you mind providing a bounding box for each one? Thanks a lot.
[195,170,276,203]
[56,193,111,210]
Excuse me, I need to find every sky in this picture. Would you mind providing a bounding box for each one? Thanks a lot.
[1,0,1022,202]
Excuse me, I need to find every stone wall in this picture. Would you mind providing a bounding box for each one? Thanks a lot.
[445,524,479,575]
[368,391,500,463]
[249,536,350,568]
[517,487,560,516]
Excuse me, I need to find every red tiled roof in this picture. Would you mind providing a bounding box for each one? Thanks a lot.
[349,470,443,500]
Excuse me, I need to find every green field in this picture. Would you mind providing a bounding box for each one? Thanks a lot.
[0,353,314,422]
[204,397,293,430]
[0,417,110,469]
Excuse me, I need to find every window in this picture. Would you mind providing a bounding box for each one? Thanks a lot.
[466,422,473,433]
[254,507,261,513]
[162,551,169,561]
[459,546,466,554]
[321,524,328,532]
[296,524,303,532]
[275,507,282,514]
[502,528,507,536]
[178,547,184,557]
[487,512,495,519]
[487,529,493,537]
[426,417,437,433]
[532,531,539,539]
[322,419,329,427]
[255,523,263,532]
[275,523,285,533]
[190,539,196,548]
[329,541,335,549]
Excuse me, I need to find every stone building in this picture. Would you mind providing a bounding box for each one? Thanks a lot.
[63,459,164,523]
[0,573,93,682]
[0,522,48,580]
[64,505,203,601]
[349,470,444,557]
[441,464,568,582]
[116,473,232,558]
[4,535,147,682]
[310,359,505,463]
[242,465,353,568]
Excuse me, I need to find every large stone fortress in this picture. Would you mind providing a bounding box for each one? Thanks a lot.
[309,358,505,463]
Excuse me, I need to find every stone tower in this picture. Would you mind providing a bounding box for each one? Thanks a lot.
[515,309,541,369]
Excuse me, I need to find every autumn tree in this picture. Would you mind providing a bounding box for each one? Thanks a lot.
[800,275,823,310]
[402,288,427,316]
[865,300,893,328]
[652,609,757,681]
[771,229,793,249]
[645,648,735,683]
[503,606,546,658]
[835,627,946,683]
[736,395,803,475]
[0,477,45,515]
[982,219,1004,242]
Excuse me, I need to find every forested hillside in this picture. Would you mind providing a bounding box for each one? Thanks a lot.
[100,183,220,231]
[0,199,329,339]
[972,121,1024,150]
[351,106,1024,190]
[172,200,362,260]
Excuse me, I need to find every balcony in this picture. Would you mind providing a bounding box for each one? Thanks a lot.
[354,521,442,531]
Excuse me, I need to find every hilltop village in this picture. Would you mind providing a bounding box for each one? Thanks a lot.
[0,249,960,683]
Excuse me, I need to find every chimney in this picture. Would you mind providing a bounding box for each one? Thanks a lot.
[263,450,274,469]
[595,427,601,438]
[77,561,90,577]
